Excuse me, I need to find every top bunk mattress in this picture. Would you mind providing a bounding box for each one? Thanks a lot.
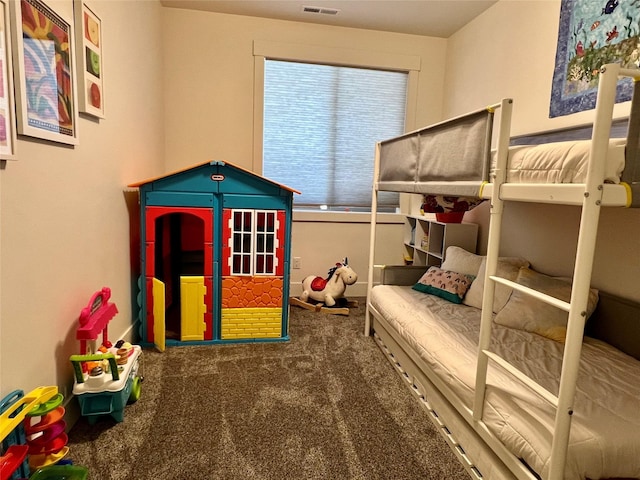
[369,285,640,480]
[499,138,626,184]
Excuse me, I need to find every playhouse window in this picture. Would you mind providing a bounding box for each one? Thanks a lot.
[230,209,278,276]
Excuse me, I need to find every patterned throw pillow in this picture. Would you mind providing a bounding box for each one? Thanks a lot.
[412,266,475,304]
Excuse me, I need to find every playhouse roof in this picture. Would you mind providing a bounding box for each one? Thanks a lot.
[127,160,300,194]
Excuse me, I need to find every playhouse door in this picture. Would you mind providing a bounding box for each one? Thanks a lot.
[180,276,206,341]
[152,278,166,352]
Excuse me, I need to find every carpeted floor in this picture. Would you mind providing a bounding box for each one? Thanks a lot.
[67,300,469,480]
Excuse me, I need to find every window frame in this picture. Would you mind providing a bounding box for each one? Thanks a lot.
[252,40,420,215]
[228,209,280,276]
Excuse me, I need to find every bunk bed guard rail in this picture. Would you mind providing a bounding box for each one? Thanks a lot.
[376,105,499,197]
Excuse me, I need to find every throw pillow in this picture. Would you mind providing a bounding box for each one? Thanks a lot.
[463,256,530,312]
[441,246,484,277]
[494,267,599,342]
[412,266,475,304]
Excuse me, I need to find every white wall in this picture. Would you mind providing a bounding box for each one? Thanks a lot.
[445,0,640,302]
[161,8,450,295]
[0,0,165,398]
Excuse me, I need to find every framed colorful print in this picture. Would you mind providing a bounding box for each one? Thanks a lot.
[0,0,17,159]
[550,0,638,118]
[74,1,103,118]
[10,0,79,145]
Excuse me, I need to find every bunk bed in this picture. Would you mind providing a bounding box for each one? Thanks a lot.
[365,63,640,480]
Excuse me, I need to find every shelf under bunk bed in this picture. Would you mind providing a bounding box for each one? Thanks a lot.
[366,63,640,480]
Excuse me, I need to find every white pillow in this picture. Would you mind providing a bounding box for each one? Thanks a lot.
[441,246,483,277]
[463,256,530,312]
[494,267,599,342]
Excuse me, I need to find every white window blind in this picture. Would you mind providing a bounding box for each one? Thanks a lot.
[263,60,406,211]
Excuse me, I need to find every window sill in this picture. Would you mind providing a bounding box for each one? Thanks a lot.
[292,210,404,224]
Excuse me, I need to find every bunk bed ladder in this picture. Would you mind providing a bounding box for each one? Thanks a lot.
[473,65,629,480]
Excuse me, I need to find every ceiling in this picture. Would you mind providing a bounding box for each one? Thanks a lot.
[160,0,498,38]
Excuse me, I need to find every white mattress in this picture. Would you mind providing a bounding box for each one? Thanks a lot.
[496,139,626,184]
[369,285,640,480]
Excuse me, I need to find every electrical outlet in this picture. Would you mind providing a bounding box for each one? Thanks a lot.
[293,257,301,269]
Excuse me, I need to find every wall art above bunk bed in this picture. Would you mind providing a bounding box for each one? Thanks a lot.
[366,63,640,480]
[550,0,640,117]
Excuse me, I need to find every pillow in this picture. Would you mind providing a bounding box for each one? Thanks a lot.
[441,246,484,277]
[463,256,530,313]
[412,266,474,304]
[494,267,599,342]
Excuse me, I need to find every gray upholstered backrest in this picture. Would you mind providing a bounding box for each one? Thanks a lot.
[586,291,640,361]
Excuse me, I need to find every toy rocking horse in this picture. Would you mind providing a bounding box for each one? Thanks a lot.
[291,258,359,315]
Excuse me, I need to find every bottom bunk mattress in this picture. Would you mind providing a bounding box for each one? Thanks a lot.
[369,285,640,480]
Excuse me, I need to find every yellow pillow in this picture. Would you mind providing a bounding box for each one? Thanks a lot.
[494,267,599,342]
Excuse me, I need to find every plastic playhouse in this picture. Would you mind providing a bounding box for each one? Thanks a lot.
[128,161,298,350]
[0,386,88,480]
[70,288,142,424]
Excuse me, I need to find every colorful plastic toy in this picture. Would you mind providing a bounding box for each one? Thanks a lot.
[128,161,299,349]
[76,287,118,355]
[300,258,358,307]
[29,465,88,480]
[71,289,143,424]
[1,390,29,480]
[70,348,142,424]
[0,386,64,480]
[24,394,68,470]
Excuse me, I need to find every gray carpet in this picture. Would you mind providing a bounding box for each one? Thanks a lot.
[67,300,469,479]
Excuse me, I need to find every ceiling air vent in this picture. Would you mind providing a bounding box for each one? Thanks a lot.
[302,5,340,15]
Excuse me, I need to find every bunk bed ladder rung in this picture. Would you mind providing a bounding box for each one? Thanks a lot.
[481,350,559,407]
[489,275,571,312]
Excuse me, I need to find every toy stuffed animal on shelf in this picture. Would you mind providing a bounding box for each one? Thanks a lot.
[299,258,358,309]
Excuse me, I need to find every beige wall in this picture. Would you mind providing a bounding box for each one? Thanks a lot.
[445,0,640,302]
[0,0,165,396]
[2,0,638,403]
[161,8,450,295]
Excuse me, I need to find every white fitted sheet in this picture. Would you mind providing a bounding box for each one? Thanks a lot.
[369,285,640,480]
[497,139,626,184]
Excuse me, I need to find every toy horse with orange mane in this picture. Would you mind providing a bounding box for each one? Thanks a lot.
[291,258,358,315]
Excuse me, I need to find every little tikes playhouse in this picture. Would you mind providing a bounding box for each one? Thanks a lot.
[128,161,298,350]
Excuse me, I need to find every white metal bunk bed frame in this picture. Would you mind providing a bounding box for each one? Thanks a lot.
[365,63,640,480]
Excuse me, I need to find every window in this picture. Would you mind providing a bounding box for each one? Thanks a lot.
[228,209,279,276]
[262,60,407,212]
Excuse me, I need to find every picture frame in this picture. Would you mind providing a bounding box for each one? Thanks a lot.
[74,0,103,118]
[550,0,638,118]
[10,0,79,145]
[0,0,17,159]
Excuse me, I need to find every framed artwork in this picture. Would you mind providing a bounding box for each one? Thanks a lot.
[10,0,79,145]
[74,1,103,118]
[0,0,17,159]
[550,0,639,118]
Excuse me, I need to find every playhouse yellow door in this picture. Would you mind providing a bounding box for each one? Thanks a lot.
[180,276,206,341]
[152,278,166,352]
